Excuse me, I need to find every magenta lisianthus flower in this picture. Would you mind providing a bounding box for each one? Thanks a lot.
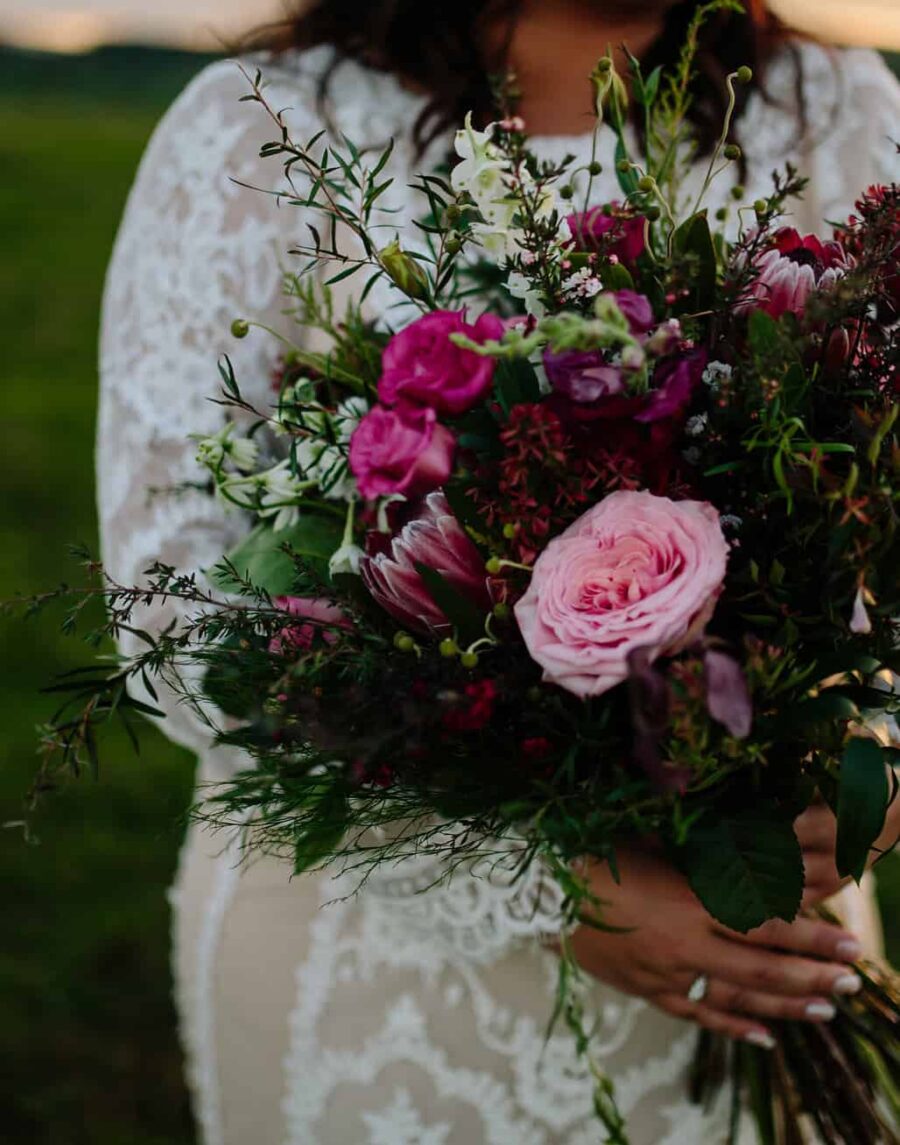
[362,492,491,635]
[515,491,729,698]
[269,596,350,656]
[567,204,646,266]
[378,309,505,416]
[635,349,708,423]
[741,228,852,319]
[349,403,456,500]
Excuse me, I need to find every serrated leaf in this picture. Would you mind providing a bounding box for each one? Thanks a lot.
[836,738,889,883]
[212,517,343,595]
[678,808,803,932]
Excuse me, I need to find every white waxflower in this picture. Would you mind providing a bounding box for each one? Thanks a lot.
[703,361,733,389]
[507,271,547,318]
[329,541,364,577]
[194,423,259,474]
[685,413,710,438]
[257,460,306,532]
[561,266,604,302]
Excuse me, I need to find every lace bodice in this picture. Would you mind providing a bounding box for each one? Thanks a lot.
[98,38,900,912]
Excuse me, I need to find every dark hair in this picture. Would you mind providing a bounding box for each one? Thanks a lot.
[255,1,788,155]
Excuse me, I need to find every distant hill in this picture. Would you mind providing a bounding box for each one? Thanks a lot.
[0,43,219,107]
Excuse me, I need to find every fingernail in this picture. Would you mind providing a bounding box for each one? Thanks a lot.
[745,1030,776,1051]
[833,974,862,996]
[805,1001,836,1021]
[836,939,862,962]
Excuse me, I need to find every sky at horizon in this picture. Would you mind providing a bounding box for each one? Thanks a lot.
[0,0,898,53]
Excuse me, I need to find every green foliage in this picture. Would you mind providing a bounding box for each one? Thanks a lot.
[678,807,804,932]
[213,515,344,595]
[836,738,890,884]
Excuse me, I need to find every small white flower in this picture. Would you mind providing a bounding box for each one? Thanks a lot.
[329,541,364,577]
[507,271,546,318]
[230,436,259,473]
[194,423,259,473]
[258,460,306,532]
[685,413,710,438]
[850,586,874,635]
[702,361,733,390]
[561,266,604,302]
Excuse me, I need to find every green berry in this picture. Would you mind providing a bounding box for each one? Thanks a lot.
[644,206,661,222]
[753,199,769,216]
[502,522,519,540]
[485,556,503,576]
[616,159,631,174]
[460,652,479,670]
[445,203,462,222]
[231,319,250,339]
[723,143,742,162]
[560,185,575,201]
[394,632,415,653]
[736,66,753,85]
[715,207,728,222]
[588,161,603,177]
[445,235,462,255]
[492,602,510,621]
[439,639,459,659]
[731,184,745,201]
[595,56,613,74]
[637,175,655,194]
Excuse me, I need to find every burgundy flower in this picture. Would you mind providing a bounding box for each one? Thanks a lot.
[543,349,625,403]
[349,403,456,500]
[378,309,505,416]
[442,680,498,733]
[635,349,708,424]
[361,491,491,635]
[741,227,852,319]
[704,650,753,739]
[567,203,646,266]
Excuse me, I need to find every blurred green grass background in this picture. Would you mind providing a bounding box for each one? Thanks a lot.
[0,43,898,1145]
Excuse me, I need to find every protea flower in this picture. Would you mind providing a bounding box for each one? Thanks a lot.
[361,492,491,635]
[741,228,853,319]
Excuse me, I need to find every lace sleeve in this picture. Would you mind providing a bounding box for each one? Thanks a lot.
[97,57,326,757]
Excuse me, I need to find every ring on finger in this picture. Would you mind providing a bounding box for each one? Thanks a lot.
[687,974,709,1003]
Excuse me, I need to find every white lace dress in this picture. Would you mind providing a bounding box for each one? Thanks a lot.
[97,42,900,1145]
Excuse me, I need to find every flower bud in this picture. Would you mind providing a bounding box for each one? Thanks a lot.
[724,144,742,162]
[588,161,603,177]
[379,239,430,301]
[617,159,632,174]
[492,602,510,621]
[502,522,519,540]
[445,235,463,256]
[439,638,459,658]
[736,66,753,85]
[460,651,479,669]
[560,185,575,201]
[394,632,416,653]
[485,556,503,576]
[753,199,768,217]
[231,319,250,339]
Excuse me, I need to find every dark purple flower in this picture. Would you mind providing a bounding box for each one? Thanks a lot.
[627,648,692,794]
[635,349,708,424]
[543,349,625,403]
[704,650,753,738]
[362,491,491,636]
[567,204,646,266]
[613,289,655,336]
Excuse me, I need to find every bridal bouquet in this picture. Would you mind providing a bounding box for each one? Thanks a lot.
[23,6,900,1142]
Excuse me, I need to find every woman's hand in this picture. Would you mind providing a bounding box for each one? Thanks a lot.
[798,791,900,907]
[568,845,864,1048]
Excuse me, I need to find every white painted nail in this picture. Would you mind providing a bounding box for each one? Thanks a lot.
[833,974,862,996]
[836,939,862,962]
[745,1031,776,1051]
[805,1001,836,1021]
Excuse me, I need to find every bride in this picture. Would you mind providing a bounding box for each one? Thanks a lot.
[98,2,900,1142]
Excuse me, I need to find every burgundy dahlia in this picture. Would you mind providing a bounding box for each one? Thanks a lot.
[362,491,491,635]
[741,228,852,319]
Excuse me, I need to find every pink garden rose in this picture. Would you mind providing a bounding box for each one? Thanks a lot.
[378,309,506,416]
[362,491,491,635]
[741,228,852,319]
[514,490,729,698]
[349,403,455,500]
[269,596,349,656]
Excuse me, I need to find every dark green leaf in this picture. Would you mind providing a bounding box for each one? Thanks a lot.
[836,738,889,883]
[602,262,635,291]
[672,213,716,308]
[747,309,779,357]
[493,359,541,416]
[678,808,803,932]
[614,137,640,197]
[293,797,348,874]
[414,562,486,646]
[212,517,343,596]
[792,692,860,727]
